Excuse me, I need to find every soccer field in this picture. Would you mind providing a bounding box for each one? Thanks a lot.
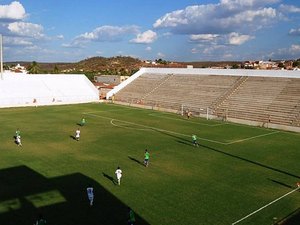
[0,103,300,225]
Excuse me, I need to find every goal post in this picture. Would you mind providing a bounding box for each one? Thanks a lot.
[180,104,213,120]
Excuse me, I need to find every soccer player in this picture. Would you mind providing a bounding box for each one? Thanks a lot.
[192,134,199,147]
[144,149,150,167]
[86,184,94,206]
[15,128,20,138]
[75,128,80,141]
[16,135,22,147]
[34,214,47,225]
[80,118,86,126]
[127,207,136,225]
[115,166,122,186]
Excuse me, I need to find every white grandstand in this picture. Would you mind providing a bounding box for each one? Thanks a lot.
[107,67,300,132]
[0,73,99,108]
[106,67,300,99]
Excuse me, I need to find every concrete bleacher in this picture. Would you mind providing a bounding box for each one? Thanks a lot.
[109,68,300,132]
[0,73,99,108]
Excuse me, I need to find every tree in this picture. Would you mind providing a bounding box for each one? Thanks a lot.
[53,65,59,74]
[231,64,239,69]
[3,64,9,70]
[292,61,300,68]
[27,61,40,74]
[278,62,284,68]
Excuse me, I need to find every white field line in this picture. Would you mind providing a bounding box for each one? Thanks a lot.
[232,186,300,225]
[84,112,226,145]
[148,113,225,127]
[110,119,149,131]
[84,112,279,145]
[225,131,280,145]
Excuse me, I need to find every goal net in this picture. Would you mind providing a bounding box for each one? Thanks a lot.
[180,105,214,120]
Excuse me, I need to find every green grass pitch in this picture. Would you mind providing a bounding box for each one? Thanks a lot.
[0,103,300,225]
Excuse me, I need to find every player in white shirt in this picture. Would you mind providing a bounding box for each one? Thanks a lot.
[115,166,122,186]
[86,185,94,206]
[16,135,22,147]
[75,128,80,141]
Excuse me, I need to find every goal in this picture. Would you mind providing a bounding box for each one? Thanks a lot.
[180,105,214,120]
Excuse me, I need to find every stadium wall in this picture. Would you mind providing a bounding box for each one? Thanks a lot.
[0,74,99,108]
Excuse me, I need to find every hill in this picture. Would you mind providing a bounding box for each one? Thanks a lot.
[5,56,242,77]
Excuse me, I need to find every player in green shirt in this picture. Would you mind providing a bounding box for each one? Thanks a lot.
[128,207,136,225]
[144,149,150,167]
[15,129,20,138]
[80,118,86,126]
[192,134,199,147]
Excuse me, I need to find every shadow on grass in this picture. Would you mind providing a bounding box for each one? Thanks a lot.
[198,143,300,179]
[155,129,300,179]
[268,179,294,189]
[128,156,144,166]
[278,207,300,225]
[102,172,116,185]
[177,140,193,147]
[0,165,150,225]
[69,135,76,140]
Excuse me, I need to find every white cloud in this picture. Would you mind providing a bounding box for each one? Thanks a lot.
[203,45,226,54]
[289,44,300,53]
[56,34,64,39]
[130,30,157,44]
[220,0,280,9]
[67,25,139,47]
[4,36,33,46]
[145,46,152,51]
[191,48,198,54]
[228,32,254,45]
[0,1,26,20]
[8,22,44,39]
[78,25,139,42]
[289,28,300,36]
[267,44,300,59]
[153,2,279,35]
[190,34,219,42]
[279,4,300,13]
[222,53,234,59]
[157,52,165,58]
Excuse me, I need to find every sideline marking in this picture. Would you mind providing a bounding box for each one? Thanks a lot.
[232,186,300,225]
[225,131,280,145]
[84,112,279,145]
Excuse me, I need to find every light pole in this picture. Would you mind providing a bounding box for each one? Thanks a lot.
[0,34,3,80]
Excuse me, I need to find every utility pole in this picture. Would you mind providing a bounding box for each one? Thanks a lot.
[0,34,3,80]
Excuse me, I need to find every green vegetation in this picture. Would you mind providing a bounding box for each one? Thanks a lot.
[27,61,41,74]
[0,103,300,225]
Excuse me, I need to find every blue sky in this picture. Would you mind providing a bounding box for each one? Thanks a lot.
[1,0,300,62]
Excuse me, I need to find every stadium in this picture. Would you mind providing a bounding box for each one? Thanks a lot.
[1,66,300,225]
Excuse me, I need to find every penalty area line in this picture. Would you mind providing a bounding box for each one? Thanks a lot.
[231,186,300,225]
[84,112,227,145]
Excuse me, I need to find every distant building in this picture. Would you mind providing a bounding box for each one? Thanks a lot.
[93,75,129,99]
[94,75,129,85]
[10,64,27,74]
[244,61,279,70]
